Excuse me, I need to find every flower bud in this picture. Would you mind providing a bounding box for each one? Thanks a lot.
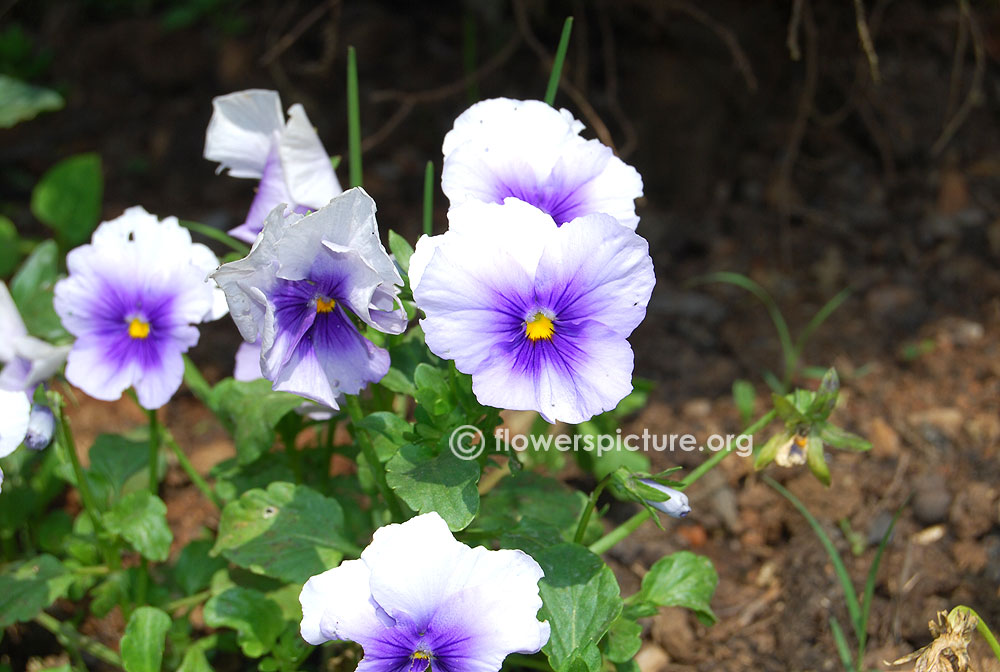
[25,405,55,451]
[639,479,691,518]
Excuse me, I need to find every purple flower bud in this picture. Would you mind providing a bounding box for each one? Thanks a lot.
[639,479,692,518]
[25,405,55,451]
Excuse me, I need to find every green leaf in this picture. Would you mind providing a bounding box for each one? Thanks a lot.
[806,433,830,486]
[174,539,228,596]
[90,570,132,617]
[31,153,103,248]
[9,240,66,341]
[359,412,412,461]
[753,432,787,471]
[209,379,303,464]
[87,434,150,507]
[388,229,414,274]
[536,544,623,672]
[385,442,480,530]
[807,368,840,419]
[0,554,74,628]
[818,422,872,452]
[771,393,804,423]
[212,482,358,584]
[204,587,284,658]
[413,363,452,415]
[0,74,64,128]
[633,551,718,625]
[732,379,756,426]
[103,491,173,562]
[177,642,214,672]
[211,453,295,502]
[603,615,642,663]
[120,606,171,672]
[0,216,23,276]
[480,472,594,542]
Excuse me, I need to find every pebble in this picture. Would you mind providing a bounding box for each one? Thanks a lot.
[635,644,669,672]
[912,473,951,524]
[867,510,896,546]
[867,417,901,459]
[907,407,964,439]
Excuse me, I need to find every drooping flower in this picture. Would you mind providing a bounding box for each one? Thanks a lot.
[53,207,226,409]
[409,198,655,424]
[0,282,70,391]
[300,512,550,672]
[639,479,691,518]
[211,188,406,409]
[0,389,30,492]
[205,89,342,243]
[25,404,55,451]
[441,98,643,229]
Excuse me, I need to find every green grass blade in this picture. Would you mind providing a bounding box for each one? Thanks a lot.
[544,17,574,106]
[178,220,250,256]
[423,160,434,236]
[347,46,363,188]
[857,499,907,666]
[765,476,863,639]
[829,615,857,672]
[794,287,851,364]
[690,272,795,389]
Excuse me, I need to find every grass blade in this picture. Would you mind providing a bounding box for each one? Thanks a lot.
[830,615,857,672]
[423,160,434,236]
[794,287,851,364]
[857,498,907,666]
[544,17,574,106]
[178,220,250,256]
[347,46,363,188]
[765,476,862,639]
[690,272,795,389]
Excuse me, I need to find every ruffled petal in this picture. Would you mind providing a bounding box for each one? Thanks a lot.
[534,213,654,337]
[0,389,30,459]
[132,327,196,409]
[233,340,264,381]
[228,147,298,244]
[279,103,342,209]
[442,98,582,161]
[0,337,70,391]
[0,282,27,362]
[63,335,139,403]
[204,90,284,178]
[299,558,389,646]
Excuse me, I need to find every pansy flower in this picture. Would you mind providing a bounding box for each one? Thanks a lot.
[300,512,550,672]
[441,98,643,229]
[205,89,342,243]
[0,282,70,391]
[410,198,655,424]
[211,188,406,409]
[53,207,227,409]
[0,389,30,492]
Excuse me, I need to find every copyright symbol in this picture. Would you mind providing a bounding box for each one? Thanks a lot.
[450,425,486,460]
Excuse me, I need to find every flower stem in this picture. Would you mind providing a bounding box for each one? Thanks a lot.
[588,409,777,556]
[423,160,435,236]
[344,395,403,521]
[34,612,124,669]
[573,473,613,544]
[347,45,363,188]
[543,17,574,106]
[165,589,213,613]
[949,606,1000,661]
[163,430,220,508]
[178,219,250,256]
[148,409,159,495]
[182,355,213,405]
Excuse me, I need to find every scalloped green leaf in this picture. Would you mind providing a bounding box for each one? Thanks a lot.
[633,551,718,625]
[0,554,74,628]
[103,491,172,562]
[385,442,480,530]
[120,606,171,672]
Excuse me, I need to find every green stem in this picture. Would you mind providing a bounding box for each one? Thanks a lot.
[34,611,124,669]
[543,17,574,106]
[589,409,777,555]
[345,395,403,521]
[423,160,435,236]
[148,409,159,495]
[165,589,213,613]
[280,424,304,484]
[678,409,776,489]
[178,219,250,256]
[163,430,220,508]
[949,606,1000,661]
[573,474,612,544]
[347,45,363,188]
[182,355,213,405]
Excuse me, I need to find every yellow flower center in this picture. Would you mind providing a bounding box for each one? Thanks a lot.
[525,312,554,341]
[412,652,431,660]
[128,318,150,339]
[316,297,336,313]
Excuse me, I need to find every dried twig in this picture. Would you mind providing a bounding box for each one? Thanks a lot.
[776,0,818,213]
[260,0,340,72]
[663,0,758,92]
[787,0,804,61]
[597,1,637,158]
[853,0,881,84]
[933,0,984,156]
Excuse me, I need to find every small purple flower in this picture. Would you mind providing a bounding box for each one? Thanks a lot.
[205,89,342,243]
[639,479,691,518]
[0,282,70,391]
[211,188,406,409]
[442,98,643,229]
[410,198,654,424]
[0,389,30,492]
[25,404,55,451]
[54,207,226,410]
[299,512,550,671]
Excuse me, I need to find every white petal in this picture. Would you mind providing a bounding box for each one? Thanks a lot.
[0,389,29,459]
[204,90,284,178]
[300,558,388,646]
[188,242,228,321]
[279,104,342,209]
[442,98,582,161]
[0,282,27,363]
[233,340,264,381]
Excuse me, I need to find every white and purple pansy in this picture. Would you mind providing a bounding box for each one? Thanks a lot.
[441,98,643,230]
[299,512,550,672]
[0,389,31,492]
[409,198,655,425]
[0,282,70,392]
[211,188,407,409]
[205,89,342,244]
[53,207,226,410]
